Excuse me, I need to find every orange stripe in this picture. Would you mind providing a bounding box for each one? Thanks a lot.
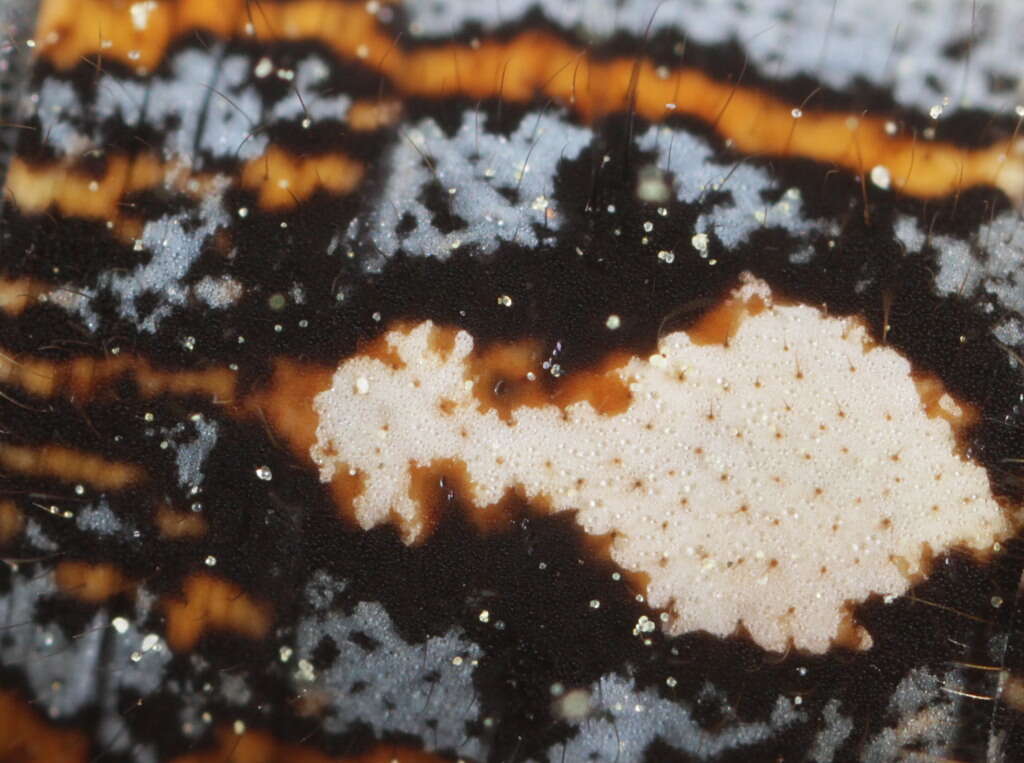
[32,0,1024,202]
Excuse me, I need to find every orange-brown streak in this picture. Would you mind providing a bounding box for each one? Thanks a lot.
[0,348,236,402]
[55,560,135,602]
[32,0,1024,202]
[0,691,89,763]
[5,148,364,223]
[163,573,272,651]
[0,443,145,490]
[0,499,25,545]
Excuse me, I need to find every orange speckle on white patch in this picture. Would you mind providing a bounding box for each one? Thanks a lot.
[312,274,1010,653]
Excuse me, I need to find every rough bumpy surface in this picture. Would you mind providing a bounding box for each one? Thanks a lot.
[2,1,1024,762]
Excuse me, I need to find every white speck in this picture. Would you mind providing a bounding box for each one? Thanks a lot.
[589,599,601,609]
[691,233,709,253]
[354,377,370,395]
[233,720,246,735]
[279,646,293,662]
[254,58,273,78]
[870,165,892,190]
[204,555,217,566]
[129,1,158,30]
[478,610,490,623]
[605,315,621,330]
[497,294,513,307]
[141,633,160,652]
[657,250,675,263]
[929,104,944,119]
[791,108,802,119]
[255,465,274,481]
[112,617,129,634]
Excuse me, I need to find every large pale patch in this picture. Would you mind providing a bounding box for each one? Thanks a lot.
[312,275,1009,653]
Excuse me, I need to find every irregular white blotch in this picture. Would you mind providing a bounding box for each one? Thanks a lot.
[406,0,1024,115]
[293,574,484,759]
[314,276,1008,653]
[637,126,825,250]
[347,109,591,270]
[552,673,802,761]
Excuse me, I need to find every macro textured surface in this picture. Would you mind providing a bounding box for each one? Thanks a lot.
[2,1,1024,762]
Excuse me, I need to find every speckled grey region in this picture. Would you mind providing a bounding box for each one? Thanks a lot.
[895,210,1024,349]
[345,109,592,270]
[100,183,230,331]
[173,415,220,489]
[0,572,169,742]
[551,673,804,761]
[637,124,826,250]
[861,667,969,762]
[292,573,485,759]
[404,0,1024,115]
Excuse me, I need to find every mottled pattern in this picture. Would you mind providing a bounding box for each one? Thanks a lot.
[1,1,1024,762]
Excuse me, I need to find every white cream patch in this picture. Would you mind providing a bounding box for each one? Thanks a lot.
[312,275,1009,653]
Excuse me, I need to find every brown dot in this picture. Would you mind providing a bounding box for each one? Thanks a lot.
[769,559,778,568]
[837,409,846,418]
[932,505,940,512]
[775,430,783,439]
[884,412,893,421]
[413,379,421,388]
[739,504,749,513]
[720,472,729,482]
[819,423,827,431]
[820,566,828,575]
[880,518,892,529]
[694,447,704,455]
[890,452,901,462]
[814,487,824,497]
[754,379,762,388]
